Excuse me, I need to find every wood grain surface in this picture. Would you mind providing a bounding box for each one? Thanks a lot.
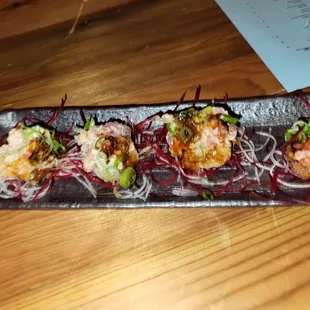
[1,1,310,309]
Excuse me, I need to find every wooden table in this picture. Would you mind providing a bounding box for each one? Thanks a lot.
[1,1,310,309]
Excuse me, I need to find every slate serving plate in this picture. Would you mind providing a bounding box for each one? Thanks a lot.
[0,94,309,209]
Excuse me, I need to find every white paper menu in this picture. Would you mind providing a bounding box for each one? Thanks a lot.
[216,0,310,92]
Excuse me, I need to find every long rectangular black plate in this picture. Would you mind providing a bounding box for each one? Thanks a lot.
[0,94,309,208]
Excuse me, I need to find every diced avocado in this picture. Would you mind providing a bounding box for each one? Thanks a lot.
[120,167,136,189]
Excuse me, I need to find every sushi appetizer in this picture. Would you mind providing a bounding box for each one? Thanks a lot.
[75,118,139,189]
[161,105,238,171]
[0,123,66,201]
[285,119,310,180]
